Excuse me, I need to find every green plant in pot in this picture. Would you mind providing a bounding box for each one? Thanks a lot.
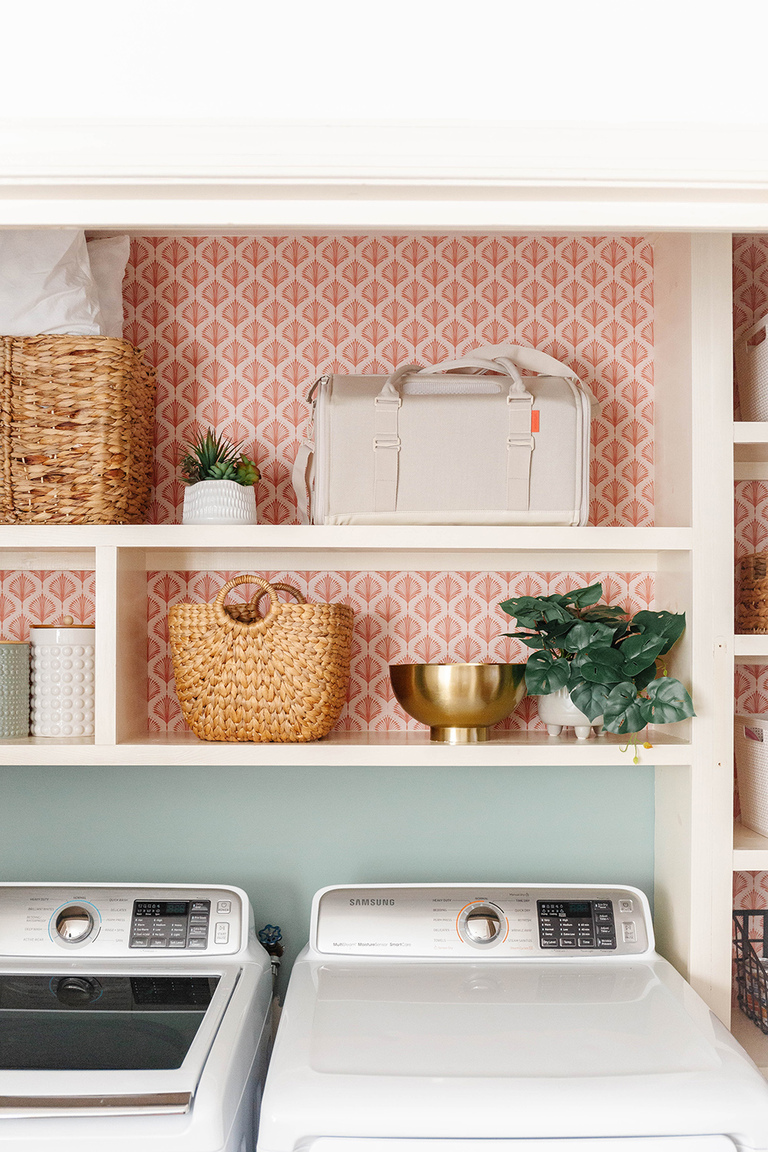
[499,582,694,755]
[180,428,260,525]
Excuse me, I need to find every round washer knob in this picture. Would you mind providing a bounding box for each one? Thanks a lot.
[55,976,101,1005]
[55,905,94,944]
[462,904,502,945]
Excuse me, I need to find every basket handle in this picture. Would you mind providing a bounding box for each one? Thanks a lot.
[248,582,306,610]
[213,575,284,628]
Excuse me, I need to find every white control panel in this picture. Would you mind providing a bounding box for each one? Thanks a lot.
[313,884,652,958]
[0,884,245,957]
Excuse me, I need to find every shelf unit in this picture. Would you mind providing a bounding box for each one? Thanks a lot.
[0,147,750,1049]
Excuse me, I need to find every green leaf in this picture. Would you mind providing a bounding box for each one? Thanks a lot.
[563,621,616,653]
[603,681,653,735]
[631,610,686,655]
[580,605,628,623]
[561,582,603,609]
[644,677,695,724]
[618,630,668,676]
[571,645,625,684]
[501,632,548,650]
[525,650,571,695]
[570,681,610,722]
[633,663,659,692]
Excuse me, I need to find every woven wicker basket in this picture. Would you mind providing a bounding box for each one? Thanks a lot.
[168,575,354,742]
[737,552,768,634]
[0,335,156,524]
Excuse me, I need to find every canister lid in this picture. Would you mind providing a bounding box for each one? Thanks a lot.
[29,615,94,630]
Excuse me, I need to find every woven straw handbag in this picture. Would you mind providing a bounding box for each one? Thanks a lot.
[168,574,354,742]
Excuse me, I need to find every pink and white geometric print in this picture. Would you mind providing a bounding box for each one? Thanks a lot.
[734,237,768,563]
[0,571,95,640]
[124,233,655,527]
[147,568,654,734]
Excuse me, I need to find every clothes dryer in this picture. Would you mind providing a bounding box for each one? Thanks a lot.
[259,883,768,1152]
[0,883,273,1152]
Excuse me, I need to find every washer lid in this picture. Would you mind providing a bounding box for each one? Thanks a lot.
[309,960,715,1078]
[259,957,768,1150]
[0,968,238,1116]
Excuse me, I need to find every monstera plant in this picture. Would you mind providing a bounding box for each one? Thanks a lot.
[500,582,695,740]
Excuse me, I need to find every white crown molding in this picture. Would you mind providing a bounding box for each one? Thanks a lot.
[2,120,768,229]
[1,119,768,187]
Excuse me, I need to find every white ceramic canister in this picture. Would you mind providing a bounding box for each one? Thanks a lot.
[30,617,95,738]
[0,641,30,739]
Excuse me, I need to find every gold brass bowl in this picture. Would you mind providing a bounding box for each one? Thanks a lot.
[389,662,527,744]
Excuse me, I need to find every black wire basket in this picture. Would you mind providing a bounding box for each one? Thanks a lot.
[733,910,768,1033]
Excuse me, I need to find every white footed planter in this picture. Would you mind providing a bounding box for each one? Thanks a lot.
[182,480,257,525]
[537,686,603,740]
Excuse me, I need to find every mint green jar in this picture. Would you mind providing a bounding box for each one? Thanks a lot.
[0,642,29,739]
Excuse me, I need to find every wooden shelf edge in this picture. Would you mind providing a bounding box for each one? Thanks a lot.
[0,730,694,768]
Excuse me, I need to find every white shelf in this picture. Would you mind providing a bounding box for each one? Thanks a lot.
[734,822,768,868]
[0,729,693,768]
[731,1003,768,1079]
[0,524,692,572]
[735,636,768,663]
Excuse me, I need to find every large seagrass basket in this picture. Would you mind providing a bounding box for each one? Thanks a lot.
[168,575,354,742]
[737,551,768,634]
[0,335,155,523]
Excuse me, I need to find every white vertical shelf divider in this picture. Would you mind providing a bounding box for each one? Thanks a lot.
[94,546,117,746]
[652,233,735,1024]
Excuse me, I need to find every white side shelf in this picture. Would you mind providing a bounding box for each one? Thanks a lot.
[735,636,768,664]
[731,1004,768,1079]
[734,821,768,869]
[734,424,768,479]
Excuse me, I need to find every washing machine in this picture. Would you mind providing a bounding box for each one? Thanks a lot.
[0,882,273,1152]
[258,882,768,1152]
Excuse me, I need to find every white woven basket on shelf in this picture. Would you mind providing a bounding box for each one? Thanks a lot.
[736,318,768,422]
[735,714,768,837]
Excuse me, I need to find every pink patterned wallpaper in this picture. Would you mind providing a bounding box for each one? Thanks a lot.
[148,570,653,734]
[0,571,95,639]
[734,238,768,718]
[124,234,655,528]
[3,233,658,734]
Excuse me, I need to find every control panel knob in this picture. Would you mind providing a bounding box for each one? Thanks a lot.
[462,904,503,945]
[55,976,101,1005]
[55,905,94,944]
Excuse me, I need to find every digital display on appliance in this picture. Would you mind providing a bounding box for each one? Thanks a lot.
[564,902,591,917]
[134,901,189,917]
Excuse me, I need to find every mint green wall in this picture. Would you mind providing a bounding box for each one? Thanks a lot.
[0,764,653,990]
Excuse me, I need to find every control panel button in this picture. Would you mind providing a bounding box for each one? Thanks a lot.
[217,900,232,914]
[215,922,230,944]
[622,921,637,943]
[619,898,634,913]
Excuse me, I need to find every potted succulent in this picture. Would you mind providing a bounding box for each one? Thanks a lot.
[500,582,695,751]
[180,428,260,525]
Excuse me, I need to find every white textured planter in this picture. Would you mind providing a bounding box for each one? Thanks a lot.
[537,686,603,740]
[182,480,257,525]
